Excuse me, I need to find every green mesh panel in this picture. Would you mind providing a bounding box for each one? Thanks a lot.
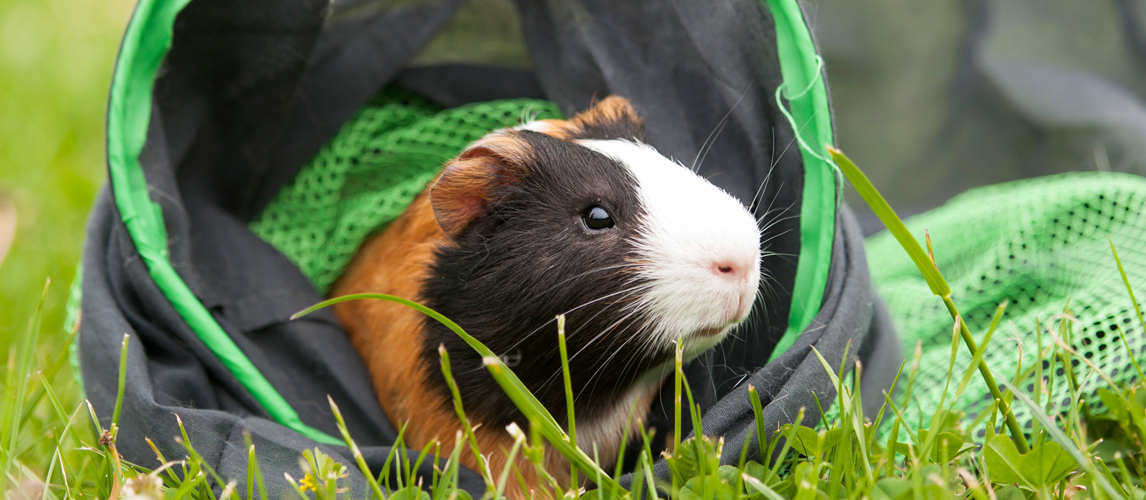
[867,172,1146,440]
[251,89,563,292]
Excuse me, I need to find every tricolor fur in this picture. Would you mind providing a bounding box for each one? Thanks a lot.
[333,97,762,499]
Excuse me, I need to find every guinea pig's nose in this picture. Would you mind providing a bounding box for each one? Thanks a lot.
[712,258,751,282]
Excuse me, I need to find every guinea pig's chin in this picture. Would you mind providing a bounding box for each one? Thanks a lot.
[679,327,733,360]
[678,319,742,359]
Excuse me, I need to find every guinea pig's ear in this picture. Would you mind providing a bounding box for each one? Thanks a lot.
[429,134,530,237]
[518,96,646,142]
[567,96,647,142]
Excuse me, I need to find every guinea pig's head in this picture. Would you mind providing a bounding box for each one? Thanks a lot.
[421,97,761,426]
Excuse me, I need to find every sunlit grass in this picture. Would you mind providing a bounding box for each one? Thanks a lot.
[0,0,135,350]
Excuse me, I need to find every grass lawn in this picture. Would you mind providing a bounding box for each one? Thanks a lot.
[0,0,134,357]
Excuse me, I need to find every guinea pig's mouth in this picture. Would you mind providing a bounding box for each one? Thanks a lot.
[695,326,725,338]
[695,319,742,338]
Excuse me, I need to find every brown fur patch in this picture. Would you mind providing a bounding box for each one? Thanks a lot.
[572,96,643,130]
[332,189,455,448]
[334,179,568,500]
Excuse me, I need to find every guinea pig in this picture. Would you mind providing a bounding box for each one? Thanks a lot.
[331,96,762,498]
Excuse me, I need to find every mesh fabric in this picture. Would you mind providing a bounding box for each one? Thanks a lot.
[866,172,1146,439]
[250,89,562,292]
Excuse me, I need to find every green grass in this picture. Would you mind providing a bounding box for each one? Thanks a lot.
[7,143,1146,499]
[0,0,134,496]
[0,0,136,379]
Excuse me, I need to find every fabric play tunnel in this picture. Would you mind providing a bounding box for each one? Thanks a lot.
[75,0,901,496]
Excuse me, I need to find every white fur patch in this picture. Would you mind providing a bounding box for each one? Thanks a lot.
[513,120,554,134]
[574,383,651,460]
[577,139,762,359]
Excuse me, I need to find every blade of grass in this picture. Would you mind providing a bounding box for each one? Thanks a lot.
[283,473,309,500]
[1110,237,1146,336]
[1109,238,1146,394]
[557,314,578,491]
[112,334,129,429]
[482,359,622,493]
[825,149,946,296]
[437,345,491,489]
[245,442,255,500]
[952,303,1006,400]
[380,422,408,492]
[40,446,59,500]
[674,338,683,455]
[173,414,229,492]
[36,372,69,426]
[748,386,766,462]
[18,329,81,428]
[768,408,804,479]
[828,146,1029,454]
[1113,325,1146,394]
[293,294,623,493]
[433,431,466,500]
[638,426,659,500]
[869,359,906,434]
[1004,381,1122,499]
[741,474,786,500]
[407,440,436,490]
[808,346,872,482]
[145,437,182,485]
[492,429,525,500]
[3,278,50,484]
[328,396,386,500]
[613,400,640,481]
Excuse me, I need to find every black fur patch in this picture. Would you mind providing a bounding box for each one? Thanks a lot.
[421,131,673,431]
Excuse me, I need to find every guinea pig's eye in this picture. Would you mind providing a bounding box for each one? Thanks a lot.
[582,206,615,230]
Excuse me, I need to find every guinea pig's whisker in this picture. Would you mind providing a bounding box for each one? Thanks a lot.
[753,287,769,312]
[559,282,650,331]
[520,263,637,307]
[758,229,796,251]
[767,126,777,171]
[770,126,802,171]
[756,278,783,318]
[691,85,751,173]
[757,212,797,234]
[758,264,780,288]
[749,180,771,215]
[501,282,650,354]
[564,300,648,365]
[579,320,652,403]
[742,293,768,338]
[750,134,782,213]
[517,105,540,126]
[692,119,730,174]
[730,372,752,389]
[582,331,643,396]
[754,185,790,221]
[756,198,798,227]
[619,318,656,364]
[562,288,648,347]
[540,304,648,391]
[563,303,648,371]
